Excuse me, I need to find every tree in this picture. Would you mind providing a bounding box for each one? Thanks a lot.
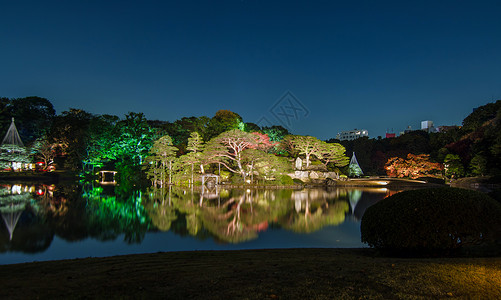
[287,135,324,168]
[242,149,291,183]
[0,144,31,169]
[262,125,290,142]
[83,114,120,171]
[48,108,93,170]
[469,154,487,176]
[319,142,349,169]
[186,131,205,182]
[144,135,178,186]
[444,154,465,178]
[9,96,56,143]
[31,136,56,169]
[202,129,257,181]
[249,132,277,153]
[385,154,443,179]
[206,110,242,140]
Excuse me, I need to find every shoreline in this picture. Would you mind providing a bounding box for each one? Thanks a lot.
[1,248,499,299]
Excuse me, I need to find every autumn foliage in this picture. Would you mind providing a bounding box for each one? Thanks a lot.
[384,154,443,179]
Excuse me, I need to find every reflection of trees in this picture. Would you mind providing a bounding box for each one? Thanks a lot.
[0,184,54,254]
[280,189,350,233]
[143,187,177,231]
[40,183,89,242]
[83,184,151,243]
[145,188,293,243]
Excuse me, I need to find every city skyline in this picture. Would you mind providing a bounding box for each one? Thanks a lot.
[1,0,500,139]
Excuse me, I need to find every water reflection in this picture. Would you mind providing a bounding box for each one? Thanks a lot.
[0,184,52,253]
[142,187,396,243]
[0,183,400,260]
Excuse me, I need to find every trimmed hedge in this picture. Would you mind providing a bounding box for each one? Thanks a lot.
[361,187,501,255]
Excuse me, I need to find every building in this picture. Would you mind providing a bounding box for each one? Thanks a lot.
[421,120,435,133]
[336,129,369,141]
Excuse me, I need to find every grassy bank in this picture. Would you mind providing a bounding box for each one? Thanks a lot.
[1,248,499,299]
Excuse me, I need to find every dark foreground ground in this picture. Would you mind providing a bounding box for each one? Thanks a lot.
[0,249,500,299]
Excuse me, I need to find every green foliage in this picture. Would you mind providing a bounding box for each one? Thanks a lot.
[277,175,294,185]
[348,162,363,177]
[83,186,152,243]
[0,144,31,164]
[262,125,290,142]
[444,154,465,178]
[206,110,242,140]
[144,135,178,186]
[49,108,93,170]
[361,187,501,256]
[469,154,488,176]
[462,100,501,133]
[8,96,56,143]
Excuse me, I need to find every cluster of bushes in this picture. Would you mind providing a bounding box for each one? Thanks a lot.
[361,187,501,256]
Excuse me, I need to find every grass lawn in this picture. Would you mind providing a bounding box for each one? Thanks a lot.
[0,248,500,299]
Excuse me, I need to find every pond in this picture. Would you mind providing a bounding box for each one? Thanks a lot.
[0,182,403,265]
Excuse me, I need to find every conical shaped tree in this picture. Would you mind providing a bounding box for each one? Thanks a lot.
[348,152,363,177]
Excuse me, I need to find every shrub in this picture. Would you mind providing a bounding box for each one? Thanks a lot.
[278,175,294,185]
[361,187,501,256]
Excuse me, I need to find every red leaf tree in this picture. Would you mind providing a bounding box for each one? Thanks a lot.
[385,153,444,179]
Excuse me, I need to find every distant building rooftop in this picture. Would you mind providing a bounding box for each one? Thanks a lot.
[336,129,369,141]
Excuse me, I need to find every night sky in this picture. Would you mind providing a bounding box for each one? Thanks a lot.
[1,0,500,139]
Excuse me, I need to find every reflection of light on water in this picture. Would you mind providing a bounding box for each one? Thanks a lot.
[12,185,22,194]
[378,188,388,192]
[375,181,388,185]
[348,190,362,213]
[295,198,301,213]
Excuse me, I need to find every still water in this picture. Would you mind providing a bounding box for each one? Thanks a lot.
[0,183,401,265]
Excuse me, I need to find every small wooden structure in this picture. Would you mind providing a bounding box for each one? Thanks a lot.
[99,170,117,184]
[201,174,219,187]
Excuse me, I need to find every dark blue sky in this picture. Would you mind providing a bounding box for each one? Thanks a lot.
[1,0,500,139]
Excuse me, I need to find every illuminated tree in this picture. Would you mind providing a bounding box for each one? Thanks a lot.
[0,144,30,169]
[249,132,277,153]
[319,142,349,169]
[144,135,178,186]
[186,131,205,182]
[115,112,157,165]
[202,129,257,181]
[286,135,324,168]
[262,125,290,142]
[32,137,56,169]
[385,153,443,179]
[83,114,120,171]
[240,149,291,183]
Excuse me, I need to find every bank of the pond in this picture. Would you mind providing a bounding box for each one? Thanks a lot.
[0,170,80,184]
[0,248,499,299]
